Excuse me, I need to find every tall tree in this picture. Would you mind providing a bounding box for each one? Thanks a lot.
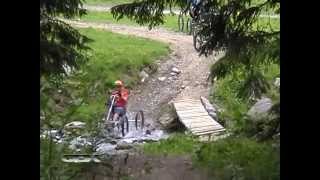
[40,0,91,78]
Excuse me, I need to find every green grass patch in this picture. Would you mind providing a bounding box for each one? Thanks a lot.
[142,134,279,180]
[194,137,279,180]
[143,133,201,155]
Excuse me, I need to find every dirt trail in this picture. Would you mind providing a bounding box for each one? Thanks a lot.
[64,20,224,128]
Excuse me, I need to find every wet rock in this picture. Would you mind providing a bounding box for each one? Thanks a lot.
[95,143,117,154]
[157,103,179,129]
[158,77,166,81]
[247,97,273,122]
[139,70,149,83]
[64,121,86,129]
[145,129,151,135]
[116,142,133,150]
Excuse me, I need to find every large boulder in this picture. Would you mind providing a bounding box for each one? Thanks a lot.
[247,97,273,122]
[157,103,179,129]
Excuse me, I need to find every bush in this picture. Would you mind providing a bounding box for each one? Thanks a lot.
[194,137,279,180]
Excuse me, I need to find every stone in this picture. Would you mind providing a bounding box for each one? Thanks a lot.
[157,103,179,129]
[158,77,166,81]
[115,142,133,150]
[170,72,177,76]
[139,70,149,83]
[171,67,181,74]
[181,85,186,89]
[247,97,273,122]
[64,121,86,129]
[200,96,221,120]
[95,143,117,153]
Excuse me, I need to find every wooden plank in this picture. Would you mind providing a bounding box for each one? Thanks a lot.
[175,106,204,111]
[194,129,226,136]
[192,127,225,133]
[177,112,209,118]
[174,99,200,103]
[175,107,207,111]
[174,102,203,106]
[182,120,218,126]
[176,110,208,115]
[175,104,204,108]
[191,127,224,133]
[174,104,203,108]
[189,124,223,130]
[181,117,219,123]
[185,122,216,129]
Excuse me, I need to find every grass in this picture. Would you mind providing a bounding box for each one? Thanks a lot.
[194,137,279,180]
[142,134,279,180]
[83,0,134,5]
[143,133,201,155]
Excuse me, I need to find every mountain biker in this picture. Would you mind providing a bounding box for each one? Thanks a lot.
[185,0,201,19]
[106,80,130,124]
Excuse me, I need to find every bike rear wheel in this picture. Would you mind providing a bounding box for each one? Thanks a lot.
[120,116,129,137]
[135,110,145,130]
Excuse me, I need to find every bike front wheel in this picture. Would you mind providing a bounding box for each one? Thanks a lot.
[135,110,145,130]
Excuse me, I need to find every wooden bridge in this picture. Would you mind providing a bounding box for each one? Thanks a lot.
[173,98,226,139]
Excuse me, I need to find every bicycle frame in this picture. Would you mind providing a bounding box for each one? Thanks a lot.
[106,95,116,122]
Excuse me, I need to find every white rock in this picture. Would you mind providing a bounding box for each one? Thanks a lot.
[64,121,86,129]
[181,85,186,89]
[170,72,177,76]
[139,70,149,83]
[158,77,166,81]
[171,67,181,74]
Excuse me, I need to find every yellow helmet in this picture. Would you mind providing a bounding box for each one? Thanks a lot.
[114,80,123,86]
